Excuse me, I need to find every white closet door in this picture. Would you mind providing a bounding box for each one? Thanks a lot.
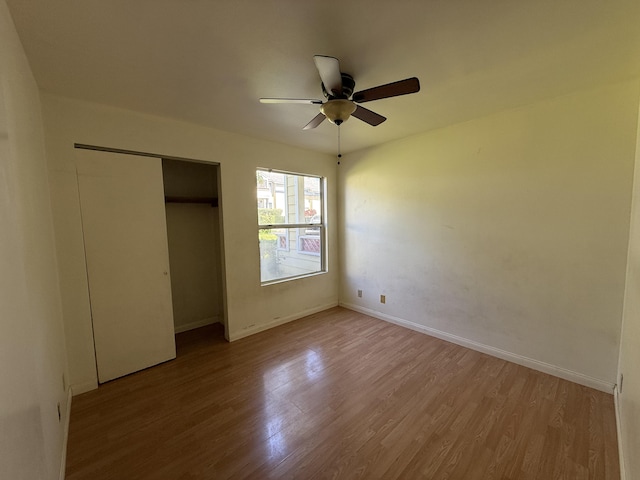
[77,149,176,383]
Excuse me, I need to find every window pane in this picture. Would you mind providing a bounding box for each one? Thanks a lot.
[256,170,321,226]
[259,226,323,283]
[303,176,321,224]
[256,171,285,224]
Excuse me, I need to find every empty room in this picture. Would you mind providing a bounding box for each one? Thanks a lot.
[1,1,640,479]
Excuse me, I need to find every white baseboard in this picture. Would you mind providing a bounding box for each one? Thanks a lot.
[614,384,626,480]
[340,302,615,393]
[59,387,72,480]
[228,302,339,341]
[174,316,221,334]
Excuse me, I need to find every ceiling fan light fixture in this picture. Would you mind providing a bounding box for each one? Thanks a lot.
[321,99,356,125]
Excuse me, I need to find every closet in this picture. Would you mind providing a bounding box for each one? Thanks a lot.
[76,148,224,384]
[162,159,224,336]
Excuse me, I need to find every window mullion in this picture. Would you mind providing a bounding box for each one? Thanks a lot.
[258,223,312,229]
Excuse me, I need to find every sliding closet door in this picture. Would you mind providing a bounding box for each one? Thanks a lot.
[77,149,176,383]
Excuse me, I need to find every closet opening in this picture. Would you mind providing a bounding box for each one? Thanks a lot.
[162,159,226,347]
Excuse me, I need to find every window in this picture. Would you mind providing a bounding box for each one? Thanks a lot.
[257,169,325,284]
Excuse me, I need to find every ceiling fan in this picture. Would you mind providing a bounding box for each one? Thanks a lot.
[260,55,420,130]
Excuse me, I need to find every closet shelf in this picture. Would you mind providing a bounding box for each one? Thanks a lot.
[164,196,218,207]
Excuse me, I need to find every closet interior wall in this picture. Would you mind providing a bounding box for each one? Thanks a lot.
[162,159,224,335]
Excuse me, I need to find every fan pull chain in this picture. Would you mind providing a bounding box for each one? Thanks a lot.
[337,124,342,160]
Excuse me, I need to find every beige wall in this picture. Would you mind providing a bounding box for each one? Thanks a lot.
[41,93,339,393]
[339,80,640,391]
[617,93,640,479]
[165,202,223,332]
[0,1,69,478]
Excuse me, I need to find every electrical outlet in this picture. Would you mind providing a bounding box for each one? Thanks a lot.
[380,295,386,304]
[357,289,362,298]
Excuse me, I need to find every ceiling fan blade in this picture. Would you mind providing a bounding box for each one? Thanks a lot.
[352,77,420,103]
[260,98,323,104]
[303,112,326,130]
[313,55,342,96]
[351,105,386,126]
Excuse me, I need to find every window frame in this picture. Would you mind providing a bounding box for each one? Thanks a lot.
[256,168,326,285]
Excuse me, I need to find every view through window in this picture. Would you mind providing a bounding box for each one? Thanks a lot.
[257,169,325,284]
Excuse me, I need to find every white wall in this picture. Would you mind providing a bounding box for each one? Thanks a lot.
[0,1,69,478]
[339,80,640,391]
[41,94,339,393]
[617,93,640,479]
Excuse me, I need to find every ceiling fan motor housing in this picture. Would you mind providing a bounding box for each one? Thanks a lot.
[322,73,355,99]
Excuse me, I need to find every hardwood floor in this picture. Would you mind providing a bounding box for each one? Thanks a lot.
[66,307,619,479]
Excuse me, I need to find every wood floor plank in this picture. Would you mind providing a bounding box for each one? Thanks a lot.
[65,307,620,479]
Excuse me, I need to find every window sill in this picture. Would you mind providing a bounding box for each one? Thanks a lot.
[261,270,327,287]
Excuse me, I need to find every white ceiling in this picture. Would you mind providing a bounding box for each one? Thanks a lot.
[6,0,640,155]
